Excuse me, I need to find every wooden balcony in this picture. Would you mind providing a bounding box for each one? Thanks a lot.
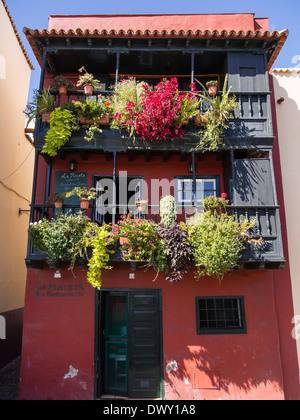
[25,203,285,270]
[32,89,274,156]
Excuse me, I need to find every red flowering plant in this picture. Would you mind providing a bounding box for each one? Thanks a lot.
[134,78,200,141]
[111,77,201,141]
[203,193,229,214]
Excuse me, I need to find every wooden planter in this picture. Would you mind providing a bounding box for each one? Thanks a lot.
[79,113,110,125]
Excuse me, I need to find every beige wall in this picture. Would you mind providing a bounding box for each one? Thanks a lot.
[0,1,34,312]
[273,68,300,370]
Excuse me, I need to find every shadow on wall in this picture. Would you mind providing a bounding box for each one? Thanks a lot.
[165,341,284,399]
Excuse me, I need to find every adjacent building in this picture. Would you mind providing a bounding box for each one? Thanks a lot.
[19,13,300,400]
[0,0,34,368]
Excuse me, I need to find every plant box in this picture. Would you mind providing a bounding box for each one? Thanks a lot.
[79,113,110,125]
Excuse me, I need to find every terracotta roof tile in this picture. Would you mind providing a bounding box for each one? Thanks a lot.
[23,26,288,70]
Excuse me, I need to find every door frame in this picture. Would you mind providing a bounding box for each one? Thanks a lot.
[94,288,164,399]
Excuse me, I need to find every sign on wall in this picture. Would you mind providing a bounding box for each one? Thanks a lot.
[54,172,88,205]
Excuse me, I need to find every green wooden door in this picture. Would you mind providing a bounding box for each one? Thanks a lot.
[99,289,163,399]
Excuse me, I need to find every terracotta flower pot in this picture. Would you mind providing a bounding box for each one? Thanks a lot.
[207,84,218,96]
[194,113,209,126]
[120,236,129,245]
[58,85,67,95]
[54,201,63,209]
[84,84,94,96]
[136,200,148,212]
[41,112,51,123]
[80,199,90,209]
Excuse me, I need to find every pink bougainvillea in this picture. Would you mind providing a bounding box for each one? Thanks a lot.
[123,78,198,141]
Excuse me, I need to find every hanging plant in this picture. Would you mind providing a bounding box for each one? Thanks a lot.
[195,74,237,151]
[156,222,193,283]
[187,212,256,282]
[42,108,78,156]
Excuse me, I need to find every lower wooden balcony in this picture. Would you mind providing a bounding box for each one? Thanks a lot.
[25,203,285,271]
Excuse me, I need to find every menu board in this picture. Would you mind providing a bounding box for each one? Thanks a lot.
[54,171,88,205]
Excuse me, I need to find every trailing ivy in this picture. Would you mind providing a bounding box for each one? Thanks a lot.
[86,224,115,289]
[42,108,78,156]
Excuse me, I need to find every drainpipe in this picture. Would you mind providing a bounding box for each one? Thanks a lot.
[112,151,117,224]
[191,151,196,210]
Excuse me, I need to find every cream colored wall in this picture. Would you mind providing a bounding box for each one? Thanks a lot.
[0,2,34,312]
[273,69,300,370]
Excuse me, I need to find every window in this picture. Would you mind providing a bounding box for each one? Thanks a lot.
[175,176,218,205]
[195,297,246,335]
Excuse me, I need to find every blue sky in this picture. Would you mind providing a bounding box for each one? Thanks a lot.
[5,0,300,100]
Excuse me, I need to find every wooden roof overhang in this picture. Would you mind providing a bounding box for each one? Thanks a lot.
[24,27,288,72]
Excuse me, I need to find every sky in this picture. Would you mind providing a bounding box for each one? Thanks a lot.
[4,0,300,102]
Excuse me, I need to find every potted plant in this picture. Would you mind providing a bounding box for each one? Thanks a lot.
[110,77,148,138]
[76,96,112,125]
[24,88,55,126]
[50,75,74,95]
[29,212,91,269]
[46,192,65,208]
[206,80,218,96]
[76,66,100,96]
[110,214,160,262]
[64,187,97,209]
[195,75,237,151]
[187,212,256,282]
[203,193,229,214]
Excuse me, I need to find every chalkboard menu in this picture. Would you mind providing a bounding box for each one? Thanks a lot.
[54,171,88,205]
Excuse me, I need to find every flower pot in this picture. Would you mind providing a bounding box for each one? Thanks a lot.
[194,113,209,126]
[41,112,51,123]
[80,199,90,209]
[84,84,94,96]
[58,85,68,95]
[120,236,129,245]
[54,201,63,209]
[136,200,148,212]
[207,84,218,96]
[80,113,110,125]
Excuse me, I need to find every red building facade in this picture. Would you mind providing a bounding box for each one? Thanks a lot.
[19,14,300,400]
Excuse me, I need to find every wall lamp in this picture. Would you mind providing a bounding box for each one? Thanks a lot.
[69,159,77,171]
[187,161,194,173]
